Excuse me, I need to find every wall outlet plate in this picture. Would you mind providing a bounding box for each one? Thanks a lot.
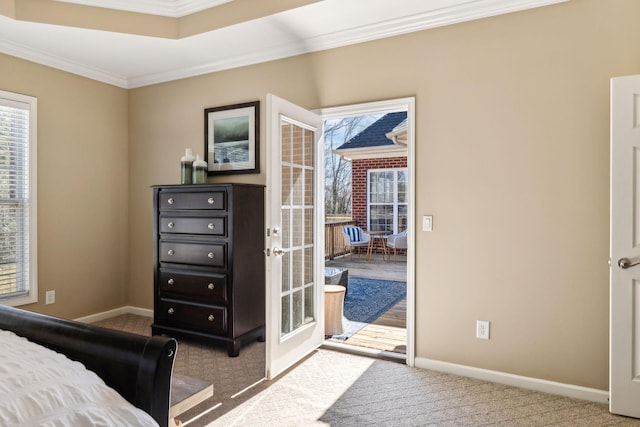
[476,320,490,339]
[46,290,55,305]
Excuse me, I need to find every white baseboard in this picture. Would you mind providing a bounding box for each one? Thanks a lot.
[70,309,609,405]
[74,306,153,324]
[415,357,609,404]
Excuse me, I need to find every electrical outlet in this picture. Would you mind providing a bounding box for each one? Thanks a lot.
[476,320,490,339]
[45,290,55,305]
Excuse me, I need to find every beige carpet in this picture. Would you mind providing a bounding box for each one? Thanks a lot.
[93,314,265,425]
[95,314,640,426]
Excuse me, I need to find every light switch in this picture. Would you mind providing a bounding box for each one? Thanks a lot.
[422,215,433,231]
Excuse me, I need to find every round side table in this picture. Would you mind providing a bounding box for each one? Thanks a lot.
[324,284,346,336]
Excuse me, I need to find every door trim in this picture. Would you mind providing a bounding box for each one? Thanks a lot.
[317,97,416,367]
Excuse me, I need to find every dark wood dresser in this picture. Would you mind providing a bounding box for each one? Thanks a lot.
[151,183,265,357]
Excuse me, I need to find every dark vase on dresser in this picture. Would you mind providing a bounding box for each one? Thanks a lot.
[151,183,265,357]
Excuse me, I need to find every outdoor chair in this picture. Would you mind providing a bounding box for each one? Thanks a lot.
[342,226,370,259]
[386,229,408,263]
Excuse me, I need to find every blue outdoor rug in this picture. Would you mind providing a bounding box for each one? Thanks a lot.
[329,277,406,342]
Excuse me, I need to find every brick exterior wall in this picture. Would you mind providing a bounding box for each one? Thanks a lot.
[352,156,407,228]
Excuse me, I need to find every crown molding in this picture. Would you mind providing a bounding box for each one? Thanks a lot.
[53,0,233,17]
[173,0,234,17]
[302,0,569,52]
[128,0,568,88]
[5,0,569,89]
[0,38,128,88]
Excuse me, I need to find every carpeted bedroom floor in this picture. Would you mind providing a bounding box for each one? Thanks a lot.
[96,314,640,427]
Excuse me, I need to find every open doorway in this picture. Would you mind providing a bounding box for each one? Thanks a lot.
[318,98,415,364]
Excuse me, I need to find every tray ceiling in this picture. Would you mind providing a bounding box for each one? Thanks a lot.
[0,0,568,88]
[53,0,235,17]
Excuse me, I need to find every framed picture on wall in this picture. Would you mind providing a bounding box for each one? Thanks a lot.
[204,101,259,175]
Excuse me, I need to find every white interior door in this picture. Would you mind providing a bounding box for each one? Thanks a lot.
[265,94,324,380]
[610,74,640,418]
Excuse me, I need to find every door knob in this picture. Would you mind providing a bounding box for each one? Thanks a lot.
[618,257,640,269]
[272,247,285,256]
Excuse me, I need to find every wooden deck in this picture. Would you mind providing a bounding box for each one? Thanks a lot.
[325,254,408,356]
[344,297,406,354]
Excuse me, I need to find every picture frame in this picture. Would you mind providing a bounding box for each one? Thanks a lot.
[204,101,259,175]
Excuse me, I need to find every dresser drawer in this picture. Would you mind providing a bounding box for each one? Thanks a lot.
[160,216,226,236]
[157,299,227,334]
[158,269,227,303]
[159,191,226,211]
[159,241,226,267]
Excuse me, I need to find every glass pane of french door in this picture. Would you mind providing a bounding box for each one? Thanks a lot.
[266,94,323,380]
[280,120,315,337]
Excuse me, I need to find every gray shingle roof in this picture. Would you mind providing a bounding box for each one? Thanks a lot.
[336,112,407,150]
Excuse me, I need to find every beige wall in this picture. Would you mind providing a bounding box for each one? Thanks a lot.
[4,0,639,391]
[0,53,129,319]
[127,55,327,304]
[128,0,640,391]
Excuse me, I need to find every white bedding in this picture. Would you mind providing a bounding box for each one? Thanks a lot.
[0,329,159,427]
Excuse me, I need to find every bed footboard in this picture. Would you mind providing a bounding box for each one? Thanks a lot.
[0,305,177,427]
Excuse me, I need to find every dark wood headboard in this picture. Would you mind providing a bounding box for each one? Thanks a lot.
[0,305,177,427]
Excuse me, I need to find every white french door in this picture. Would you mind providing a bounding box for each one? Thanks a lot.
[610,74,640,418]
[265,94,324,380]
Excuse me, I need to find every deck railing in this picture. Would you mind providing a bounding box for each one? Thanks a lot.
[324,220,356,260]
[324,220,405,261]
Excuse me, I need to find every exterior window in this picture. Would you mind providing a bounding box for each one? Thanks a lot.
[368,169,408,233]
[0,90,37,306]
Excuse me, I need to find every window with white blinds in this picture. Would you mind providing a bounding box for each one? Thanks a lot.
[0,90,37,306]
[367,168,408,234]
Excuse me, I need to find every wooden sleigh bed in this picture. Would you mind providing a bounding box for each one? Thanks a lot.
[0,305,177,427]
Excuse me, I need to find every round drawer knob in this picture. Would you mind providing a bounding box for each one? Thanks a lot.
[168,249,175,256]
[168,278,174,285]
[168,222,174,229]
[208,315,215,322]
[208,197,215,204]
[208,283,214,290]
[168,308,174,315]
[167,198,174,205]
[208,252,215,259]
[208,223,215,230]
